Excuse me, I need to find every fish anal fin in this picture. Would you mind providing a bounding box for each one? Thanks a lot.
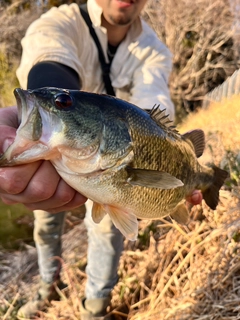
[92,202,106,223]
[104,205,138,241]
[170,203,190,224]
[126,167,183,189]
[182,129,205,158]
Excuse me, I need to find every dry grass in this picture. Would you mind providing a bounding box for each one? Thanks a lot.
[1,0,240,319]
[0,0,41,108]
[1,97,240,319]
[142,0,239,114]
[1,0,239,110]
[180,95,240,166]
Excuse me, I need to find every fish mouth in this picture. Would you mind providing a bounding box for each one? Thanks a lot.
[14,88,32,127]
[0,88,50,166]
[14,88,43,141]
[14,88,26,125]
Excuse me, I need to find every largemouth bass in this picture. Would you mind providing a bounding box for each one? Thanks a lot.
[0,88,228,240]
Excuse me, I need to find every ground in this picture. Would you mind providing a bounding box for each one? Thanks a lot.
[1,96,240,319]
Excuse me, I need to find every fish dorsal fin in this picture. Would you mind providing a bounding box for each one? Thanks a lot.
[104,205,138,241]
[182,129,205,158]
[149,105,180,138]
[92,202,107,223]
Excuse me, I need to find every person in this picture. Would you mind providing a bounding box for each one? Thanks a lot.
[0,0,203,319]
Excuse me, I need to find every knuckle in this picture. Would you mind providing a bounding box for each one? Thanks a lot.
[30,181,55,200]
[3,178,26,194]
[59,189,75,204]
[37,188,53,201]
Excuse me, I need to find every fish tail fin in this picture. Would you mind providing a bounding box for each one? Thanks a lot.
[202,165,228,210]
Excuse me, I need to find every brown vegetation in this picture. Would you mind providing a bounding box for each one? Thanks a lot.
[0,0,85,108]
[143,0,240,115]
[1,0,240,319]
[1,95,240,319]
[0,0,240,111]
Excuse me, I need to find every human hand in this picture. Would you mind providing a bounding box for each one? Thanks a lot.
[0,106,87,212]
[186,190,203,205]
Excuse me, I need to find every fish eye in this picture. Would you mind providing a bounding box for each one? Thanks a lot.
[55,93,73,109]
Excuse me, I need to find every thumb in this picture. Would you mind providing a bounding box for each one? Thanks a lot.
[3,137,15,153]
[0,127,16,153]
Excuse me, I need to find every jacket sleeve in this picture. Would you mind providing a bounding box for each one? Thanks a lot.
[27,61,80,89]
[129,36,175,121]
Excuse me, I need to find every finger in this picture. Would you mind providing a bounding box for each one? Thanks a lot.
[26,192,87,213]
[0,161,43,195]
[23,161,61,202]
[1,161,60,203]
[0,126,17,153]
[25,178,76,210]
[0,106,18,127]
[186,190,203,205]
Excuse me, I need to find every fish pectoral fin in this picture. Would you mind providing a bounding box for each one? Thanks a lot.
[170,203,189,224]
[92,202,107,223]
[182,129,205,158]
[126,167,184,189]
[105,205,138,241]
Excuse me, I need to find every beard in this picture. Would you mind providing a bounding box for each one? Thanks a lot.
[108,13,133,26]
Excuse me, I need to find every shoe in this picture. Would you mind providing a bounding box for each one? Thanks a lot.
[17,278,67,319]
[80,297,113,320]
